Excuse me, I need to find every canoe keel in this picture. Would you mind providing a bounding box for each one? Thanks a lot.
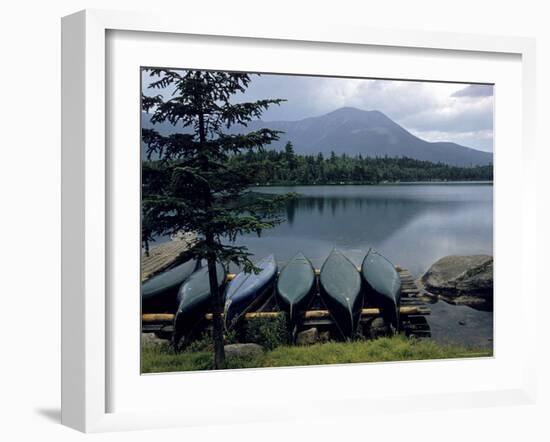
[320,289,362,338]
[319,250,363,339]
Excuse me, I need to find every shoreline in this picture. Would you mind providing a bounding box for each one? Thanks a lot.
[251,180,493,187]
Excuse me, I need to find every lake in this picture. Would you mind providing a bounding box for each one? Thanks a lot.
[238,183,493,348]
[149,183,493,348]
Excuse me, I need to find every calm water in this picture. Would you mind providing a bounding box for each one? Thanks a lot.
[238,183,494,348]
[150,183,493,348]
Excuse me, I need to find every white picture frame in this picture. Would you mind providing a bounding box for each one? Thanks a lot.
[61,9,537,433]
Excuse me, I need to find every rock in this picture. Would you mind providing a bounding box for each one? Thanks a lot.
[224,343,264,359]
[368,317,391,339]
[420,255,493,300]
[141,333,166,347]
[296,327,319,345]
[319,331,331,343]
[458,320,466,326]
[418,290,438,303]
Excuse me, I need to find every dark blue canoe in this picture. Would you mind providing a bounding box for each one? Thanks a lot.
[173,262,226,341]
[224,255,278,329]
[276,252,316,324]
[141,259,200,313]
[361,248,401,329]
[319,250,363,338]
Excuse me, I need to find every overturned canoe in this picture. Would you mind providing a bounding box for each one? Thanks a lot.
[319,250,362,338]
[174,262,226,341]
[141,259,200,313]
[276,252,316,323]
[361,248,401,329]
[224,255,278,329]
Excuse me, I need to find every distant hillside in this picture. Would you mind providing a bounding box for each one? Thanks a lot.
[141,107,492,167]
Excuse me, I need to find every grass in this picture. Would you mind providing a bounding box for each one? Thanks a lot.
[141,335,492,374]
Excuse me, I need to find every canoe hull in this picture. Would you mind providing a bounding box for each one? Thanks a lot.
[224,255,278,329]
[141,259,199,313]
[276,292,313,325]
[276,252,316,324]
[319,250,363,339]
[174,262,226,343]
[361,249,401,329]
[320,288,362,338]
[224,284,274,328]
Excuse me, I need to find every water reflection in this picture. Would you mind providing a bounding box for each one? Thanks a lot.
[238,184,494,348]
[240,184,493,276]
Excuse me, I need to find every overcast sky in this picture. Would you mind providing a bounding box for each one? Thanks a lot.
[143,71,494,152]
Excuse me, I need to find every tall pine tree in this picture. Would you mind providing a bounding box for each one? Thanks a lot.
[141,69,289,368]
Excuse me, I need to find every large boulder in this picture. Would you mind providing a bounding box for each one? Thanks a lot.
[296,327,319,345]
[420,255,493,300]
[224,343,264,359]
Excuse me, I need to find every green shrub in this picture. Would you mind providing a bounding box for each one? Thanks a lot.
[243,315,289,350]
[185,330,214,353]
[184,327,239,353]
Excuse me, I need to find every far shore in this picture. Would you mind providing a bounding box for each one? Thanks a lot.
[252,180,493,187]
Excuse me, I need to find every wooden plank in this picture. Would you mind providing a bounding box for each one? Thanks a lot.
[142,313,175,322]
[400,300,424,306]
[141,232,197,282]
[303,319,334,327]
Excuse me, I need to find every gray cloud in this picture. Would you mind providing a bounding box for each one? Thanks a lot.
[451,84,494,97]
[399,98,493,133]
[142,69,494,152]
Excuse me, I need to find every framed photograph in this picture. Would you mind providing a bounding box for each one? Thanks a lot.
[61,9,537,432]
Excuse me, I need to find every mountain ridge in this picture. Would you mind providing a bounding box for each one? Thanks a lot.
[141,106,492,167]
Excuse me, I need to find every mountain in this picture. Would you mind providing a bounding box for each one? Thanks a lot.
[141,107,492,167]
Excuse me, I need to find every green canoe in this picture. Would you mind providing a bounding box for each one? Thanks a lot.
[361,248,401,329]
[141,259,199,313]
[319,250,363,338]
[276,252,316,323]
[173,262,226,343]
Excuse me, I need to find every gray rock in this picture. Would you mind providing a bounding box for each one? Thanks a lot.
[141,333,165,347]
[296,327,319,345]
[319,331,331,343]
[420,255,493,300]
[224,343,264,359]
[368,317,391,339]
[439,294,491,308]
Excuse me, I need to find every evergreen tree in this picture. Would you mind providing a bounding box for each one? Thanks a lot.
[284,141,297,170]
[141,69,289,368]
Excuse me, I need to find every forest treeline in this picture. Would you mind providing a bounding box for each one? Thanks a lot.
[225,143,493,185]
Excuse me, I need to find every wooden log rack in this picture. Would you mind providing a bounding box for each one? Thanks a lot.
[143,305,430,324]
[142,266,432,338]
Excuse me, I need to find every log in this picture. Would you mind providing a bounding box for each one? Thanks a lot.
[142,305,430,325]
[141,313,175,322]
